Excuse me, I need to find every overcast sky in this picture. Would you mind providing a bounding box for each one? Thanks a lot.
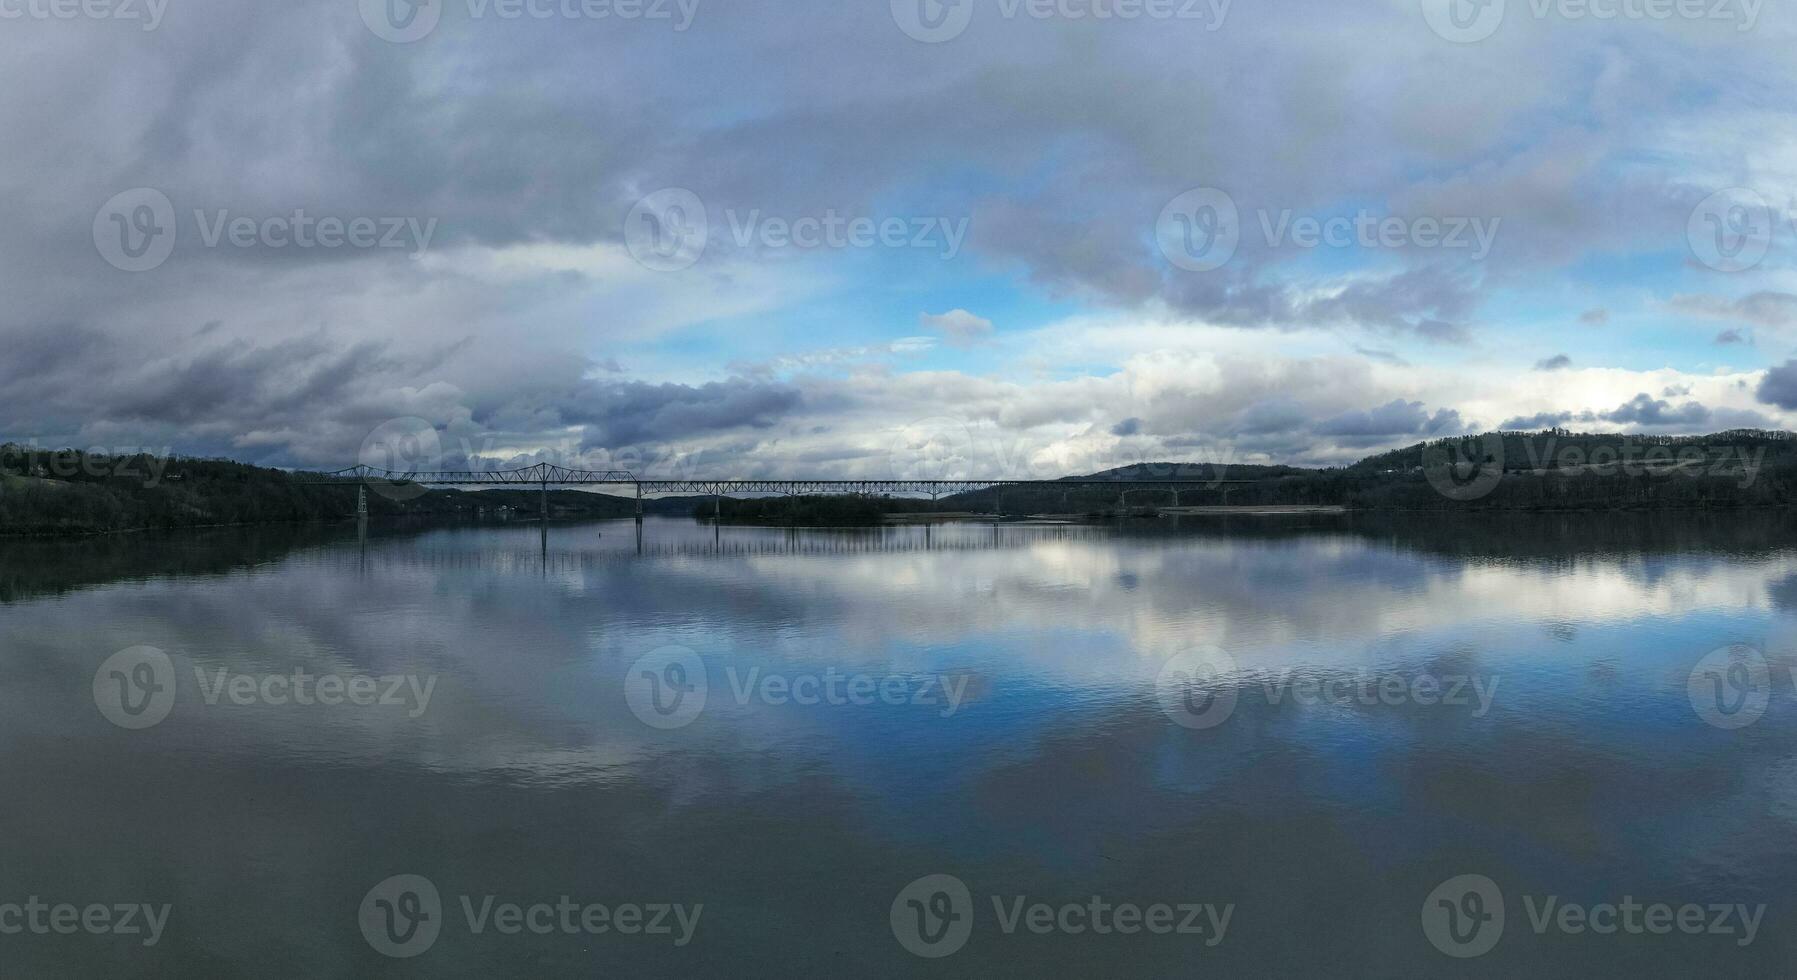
[5,0,1797,478]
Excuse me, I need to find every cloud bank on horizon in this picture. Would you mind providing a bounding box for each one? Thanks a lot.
[6,0,1797,477]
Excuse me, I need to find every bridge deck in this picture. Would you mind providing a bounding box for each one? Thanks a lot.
[289,464,1257,494]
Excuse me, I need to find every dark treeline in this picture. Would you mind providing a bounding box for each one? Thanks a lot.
[0,447,692,535]
[7,429,1797,534]
[953,430,1797,514]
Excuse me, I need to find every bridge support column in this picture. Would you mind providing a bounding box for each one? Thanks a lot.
[635,483,643,521]
[713,488,722,523]
[357,486,367,520]
[540,480,548,522]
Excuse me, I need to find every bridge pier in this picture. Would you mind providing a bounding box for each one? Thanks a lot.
[635,483,643,521]
[540,480,548,522]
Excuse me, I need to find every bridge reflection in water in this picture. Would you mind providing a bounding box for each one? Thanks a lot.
[327,514,1312,580]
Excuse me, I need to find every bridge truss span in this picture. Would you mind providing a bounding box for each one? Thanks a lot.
[291,465,1262,519]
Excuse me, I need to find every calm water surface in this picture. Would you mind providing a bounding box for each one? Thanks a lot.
[3,513,1797,976]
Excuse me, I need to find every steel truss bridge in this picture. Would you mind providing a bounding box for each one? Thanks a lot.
[292,463,1258,518]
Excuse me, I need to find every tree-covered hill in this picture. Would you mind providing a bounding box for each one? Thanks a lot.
[0,446,693,535]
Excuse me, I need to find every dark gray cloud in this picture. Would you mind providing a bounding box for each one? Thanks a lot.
[1757,360,1797,411]
[1534,354,1572,371]
[1232,399,1312,436]
[1579,309,1608,326]
[1155,264,1481,341]
[1601,393,1710,427]
[1500,411,1578,430]
[1110,417,1143,437]
[1671,292,1797,328]
[570,379,804,448]
[1353,345,1407,365]
[1313,400,1461,442]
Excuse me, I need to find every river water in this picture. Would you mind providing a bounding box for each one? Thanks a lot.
[2,513,1795,976]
